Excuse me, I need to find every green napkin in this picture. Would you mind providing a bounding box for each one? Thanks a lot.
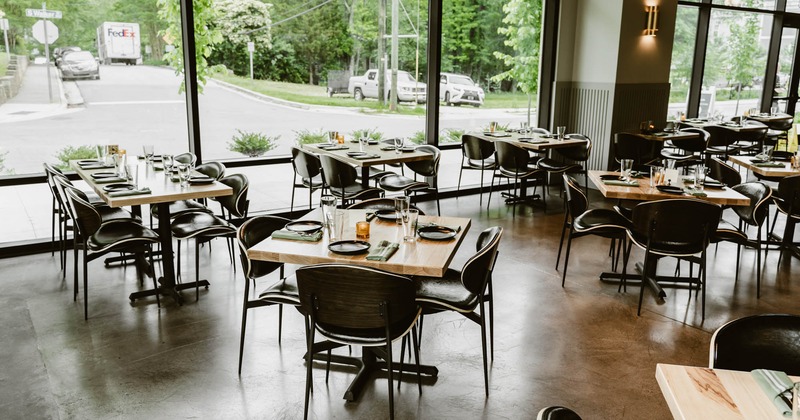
[271,229,323,242]
[93,177,127,184]
[603,180,639,186]
[683,187,707,198]
[753,162,786,168]
[751,369,793,417]
[108,187,152,197]
[366,240,400,261]
[352,154,380,160]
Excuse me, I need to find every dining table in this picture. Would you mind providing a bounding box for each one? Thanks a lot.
[469,130,588,151]
[680,118,769,133]
[728,155,800,178]
[656,363,798,419]
[248,207,471,401]
[303,141,433,187]
[629,130,701,143]
[71,158,233,305]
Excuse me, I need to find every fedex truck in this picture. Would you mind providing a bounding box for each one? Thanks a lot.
[96,22,141,65]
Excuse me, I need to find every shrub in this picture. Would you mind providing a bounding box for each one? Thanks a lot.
[55,145,97,170]
[227,129,278,157]
[350,128,384,142]
[408,131,426,145]
[441,128,464,144]
[294,129,327,145]
[0,150,12,175]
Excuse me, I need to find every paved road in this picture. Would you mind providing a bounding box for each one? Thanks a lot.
[0,64,523,175]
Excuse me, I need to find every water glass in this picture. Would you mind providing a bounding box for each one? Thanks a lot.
[177,164,191,188]
[359,137,368,153]
[403,209,419,242]
[771,106,779,116]
[520,122,529,132]
[694,164,706,190]
[329,211,345,241]
[394,137,404,155]
[327,131,338,145]
[557,126,566,140]
[650,166,661,188]
[320,195,337,227]
[762,145,775,161]
[394,196,409,225]
[96,145,107,161]
[125,163,138,188]
[162,154,173,173]
[143,145,155,163]
[620,159,634,181]
[489,121,498,133]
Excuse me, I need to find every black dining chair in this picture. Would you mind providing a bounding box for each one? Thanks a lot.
[772,174,800,264]
[412,226,503,396]
[488,141,547,214]
[457,134,496,204]
[622,199,722,318]
[660,128,708,169]
[613,132,662,173]
[537,134,592,198]
[236,215,300,374]
[703,125,741,160]
[318,154,382,206]
[710,314,800,376]
[537,406,583,420]
[296,264,422,420]
[379,145,442,215]
[290,147,325,213]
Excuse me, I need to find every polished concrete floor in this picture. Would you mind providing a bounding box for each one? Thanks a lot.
[2,192,799,419]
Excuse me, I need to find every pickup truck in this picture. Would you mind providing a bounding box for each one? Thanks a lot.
[348,69,427,103]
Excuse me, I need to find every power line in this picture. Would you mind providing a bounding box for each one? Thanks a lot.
[243,0,334,36]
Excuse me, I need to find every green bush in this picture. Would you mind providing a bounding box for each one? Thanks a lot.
[294,129,327,145]
[408,131,426,145]
[441,128,464,144]
[0,150,12,175]
[55,145,98,170]
[227,129,278,157]
[350,128,384,142]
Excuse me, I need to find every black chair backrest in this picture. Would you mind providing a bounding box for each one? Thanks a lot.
[563,175,588,220]
[405,145,441,177]
[537,406,583,420]
[195,161,226,180]
[734,121,768,143]
[292,147,323,180]
[345,197,425,214]
[529,127,550,136]
[672,128,709,153]
[631,199,722,254]
[64,186,103,239]
[461,226,503,295]
[174,152,197,165]
[707,157,742,187]
[495,141,531,173]
[710,314,800,376]
[237,215,291,280]
[319,154,358,189]
[554,134,591,162]
[777,174,800,216]
[217,174,249,218]
[766,116,794,131]
[462,134,495,161]
[703,125,736,148]
[296,264,417,334]
[731,182,772,227]
[613,132,660,170]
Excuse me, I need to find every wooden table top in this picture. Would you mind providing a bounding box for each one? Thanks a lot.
[71,160,232,208]
[748,113,792,123]
[247,208,471,277]
[629,131,701,142]
[303,142,433,167]
[680,120,767,132]
[656,363,797,419]
[588,170,750,206]
[729,155,800,178]
[469,131,587,151]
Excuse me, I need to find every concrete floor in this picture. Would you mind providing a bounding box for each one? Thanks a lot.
[2,192,798,419]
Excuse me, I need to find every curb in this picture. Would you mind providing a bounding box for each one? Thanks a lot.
[210,78,310,110]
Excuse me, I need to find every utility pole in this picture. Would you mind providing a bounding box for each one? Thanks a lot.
[390,0,399,111]
[377,0,386,106]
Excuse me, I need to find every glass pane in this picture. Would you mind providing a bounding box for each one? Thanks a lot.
[667,6,699,119]
[199,0,428,212]
[771,27,797,113]
[711,0,774,11]
[437,0,543,190]
[700,9,772,119]
[0,6,187,244]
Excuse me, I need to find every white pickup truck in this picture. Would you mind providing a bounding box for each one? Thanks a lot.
[348,69,427,103]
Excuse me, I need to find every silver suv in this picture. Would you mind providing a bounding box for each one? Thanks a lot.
[440,73,484,107]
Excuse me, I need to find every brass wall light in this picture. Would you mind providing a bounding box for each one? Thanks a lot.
[645,5,659,37]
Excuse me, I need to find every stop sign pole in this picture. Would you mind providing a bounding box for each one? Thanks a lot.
[27,3,62,102]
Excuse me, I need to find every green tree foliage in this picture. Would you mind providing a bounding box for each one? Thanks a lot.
[207,0,274,79]
[441,0,478,73]
[111,0,166,61]
[158,0,222,93]
[493,0,541,120]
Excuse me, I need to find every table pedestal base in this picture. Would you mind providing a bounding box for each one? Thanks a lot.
[128,276,210,305]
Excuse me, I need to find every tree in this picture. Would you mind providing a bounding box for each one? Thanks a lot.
[492,0,542,123]
[111,0,167,61]
[207,0,272,77]
[724,1,764,113]
[441,0,479,73]
[158,0,222,93]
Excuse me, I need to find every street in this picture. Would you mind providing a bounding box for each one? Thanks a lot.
[0,64,522,175]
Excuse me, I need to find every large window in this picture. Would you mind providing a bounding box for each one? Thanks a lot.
[668,6,699,118]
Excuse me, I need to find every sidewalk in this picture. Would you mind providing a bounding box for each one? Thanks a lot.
[0,63,77,124]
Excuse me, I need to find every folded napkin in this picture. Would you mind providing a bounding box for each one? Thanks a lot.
[751,369,794,417]
[417,222,462,233]
[271,229,323,242]
[79,164,116,170]
[366,240,400,261]
[380,146,397,151]
[603,180,639,186]
[316,144,349,151]
[520,139,548,144]
[683,187,707,198]
[93,176,127,184]
[107,187,151,197]
[753,162,786,168]
[351,154,380,160]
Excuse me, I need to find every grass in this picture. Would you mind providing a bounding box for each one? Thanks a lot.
[213,72,532,112]
[0,54,7,76]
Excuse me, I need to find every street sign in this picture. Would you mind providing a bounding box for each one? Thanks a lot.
[26,9,62,19]
[0,19,8,30]
[32,20,58,45]
[247,42,255,52]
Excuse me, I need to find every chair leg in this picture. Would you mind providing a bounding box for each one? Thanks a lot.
[412,325,422,394]
[303,316,315,420]
[488,279,494,361]
[555,215,569,269]
[397,335,406,390]
[149,245,160,308]
[290,176,297,213]
[385,332,395,419]
[195,239,201,300]
[478,299,490,397]
[73,242,79,300]
[83,249,89,320]
[701,252,707,320]
[238,279,250,375]
[756,228,762,298]
[176,240,182,282]
[561,229,575,287]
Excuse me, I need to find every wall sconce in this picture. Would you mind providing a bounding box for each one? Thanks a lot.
[645,5,659,36]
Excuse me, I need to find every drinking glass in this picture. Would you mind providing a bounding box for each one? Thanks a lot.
[557,126,566,140]
[489,121,498,133]
[327,131,338,145]
[620,159,634,181]
[792,382,800,420]
[394,137,404,155]
[329,211,345,241]
[320,195,337,227]
[394,196,409,225]
[162,154,173,174]
[762,145,775,161]
[125,163,138,188]
[694,164,706,190]
[96,145,107,161]
[359,137,368,153]
[177,164,191,188]
[403,209,419,242]
[520,122,529,132]
[771,106,779,116]
[143,145,155,163]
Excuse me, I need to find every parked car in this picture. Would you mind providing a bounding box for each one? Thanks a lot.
[348,69,427,103]
[59,51,100,81]
[440,73,484,107]
[54,46,82,68]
